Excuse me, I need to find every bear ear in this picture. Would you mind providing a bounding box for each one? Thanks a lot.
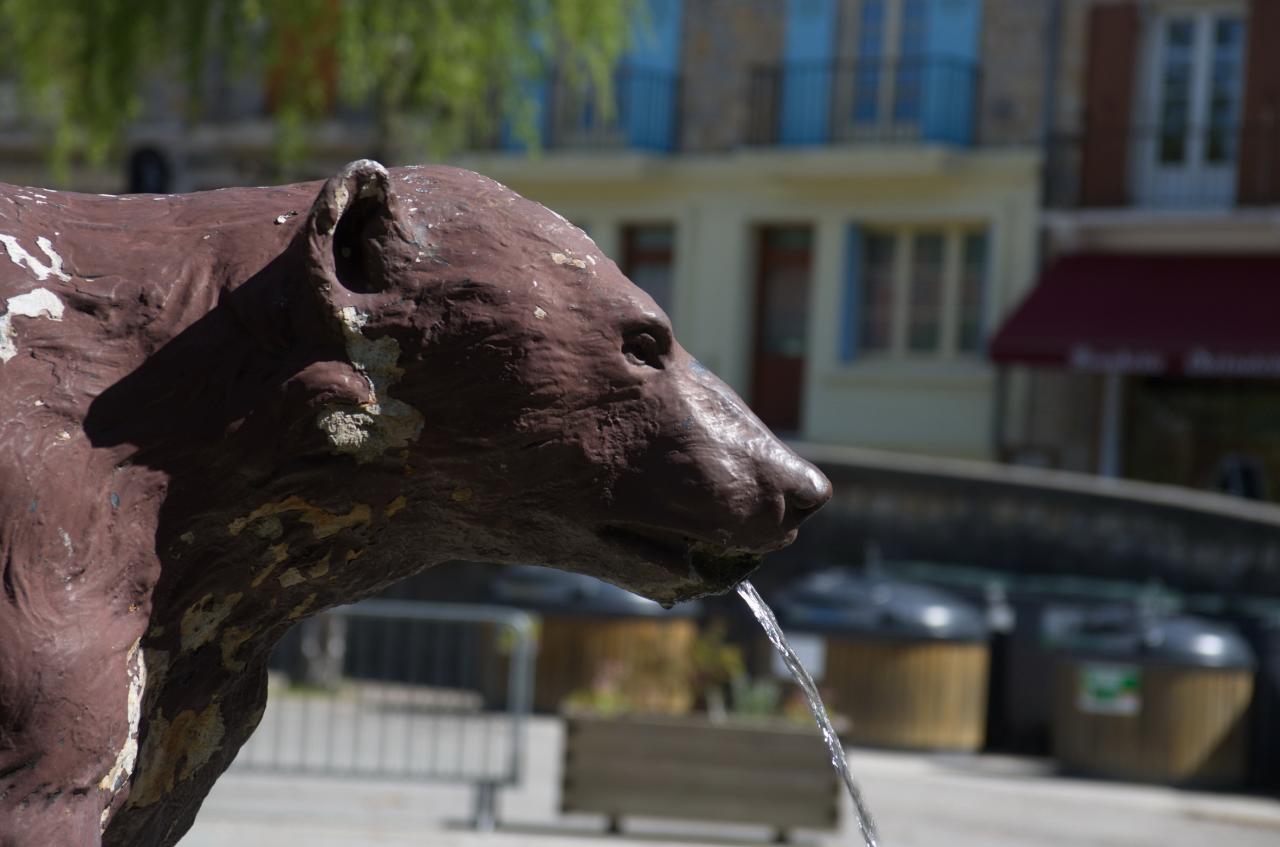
[304,159,404,295]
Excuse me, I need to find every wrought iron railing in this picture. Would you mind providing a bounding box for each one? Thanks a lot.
[745,56,980,147]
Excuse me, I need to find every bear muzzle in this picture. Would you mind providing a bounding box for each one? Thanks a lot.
[601,359,832,601]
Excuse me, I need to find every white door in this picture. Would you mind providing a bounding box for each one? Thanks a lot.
[1137,10,1246,208]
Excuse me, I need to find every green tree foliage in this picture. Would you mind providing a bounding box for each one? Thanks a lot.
[0,0,634,176]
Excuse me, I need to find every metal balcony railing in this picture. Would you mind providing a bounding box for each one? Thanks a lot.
[470,63,681,154]
[745,56,980,147]
[547,63,681,153]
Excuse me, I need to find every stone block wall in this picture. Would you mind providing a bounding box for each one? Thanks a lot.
[979,0,1054,145]
[679,0,786,151]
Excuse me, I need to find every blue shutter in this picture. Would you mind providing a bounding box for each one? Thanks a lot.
[841,225,864,362]
[623,0,683,151]
[781,0,838,145]
[923,0,982,145]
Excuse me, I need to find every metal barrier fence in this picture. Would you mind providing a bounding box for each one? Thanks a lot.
[234,599,537,829]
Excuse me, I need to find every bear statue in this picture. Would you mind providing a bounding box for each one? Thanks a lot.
[0,160,831,846]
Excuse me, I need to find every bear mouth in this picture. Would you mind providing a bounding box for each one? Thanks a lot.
[598,523,764,602]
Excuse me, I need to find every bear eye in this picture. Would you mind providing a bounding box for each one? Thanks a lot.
[622,327,667,370]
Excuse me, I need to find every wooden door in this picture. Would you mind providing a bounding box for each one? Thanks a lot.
[751,226,813,433]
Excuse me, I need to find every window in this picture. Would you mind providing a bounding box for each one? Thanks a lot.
[847,225,989,360]
[892,0,927,123]
[906,231,944,351]
[1138,9,1245,206]
[621,224,676,315]
[850,0,929,128]
[858,233,896,351]
[853,0,886,125]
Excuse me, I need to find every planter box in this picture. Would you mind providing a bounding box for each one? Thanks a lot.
[561,714,839,837]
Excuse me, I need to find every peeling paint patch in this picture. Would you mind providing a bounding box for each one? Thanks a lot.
[180,593,243,653]
[1,287,66,363]
[251,543,289,588]
[220,627,254,672]
[550,251,588,269]
[277,568,305,588]
[385,496,408,519]
[58,528,73,554]
[128,702,225,807]
[251,516,284,540]
[0,235,70,281]
[533,306,547,320]
[229,496,372,540]
[288,594,318,620]
[307,553,331,579]
[320,306,425,462]
[98,640,146,830]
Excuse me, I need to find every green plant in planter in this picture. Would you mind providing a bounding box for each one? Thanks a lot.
[727,674,782,718]
[691,619,746,719]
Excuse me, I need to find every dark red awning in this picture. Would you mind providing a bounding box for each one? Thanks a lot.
[989,253,1280,377]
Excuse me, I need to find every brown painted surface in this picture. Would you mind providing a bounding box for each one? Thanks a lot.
[0,161,830,846]
[1079,3,1140,207]
[750,226,812,433]
[1238,0,1280,204]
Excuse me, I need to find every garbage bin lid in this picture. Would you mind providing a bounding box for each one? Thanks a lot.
[1053,608,1256,669]
[777,568,988,641]
[489,565,700,617]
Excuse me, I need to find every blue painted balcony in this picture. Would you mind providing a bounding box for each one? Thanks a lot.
[547,63,681,153]
[746,57,980,147]
[483,64,680,154]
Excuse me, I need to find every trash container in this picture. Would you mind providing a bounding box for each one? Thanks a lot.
[1051,609,1256,786]
[883,563,1164,755]
[1216,597,1280,789]
[776,568,991,751]
[489,565,702,713]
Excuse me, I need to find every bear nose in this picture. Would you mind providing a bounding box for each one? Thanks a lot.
[786,464,833,517]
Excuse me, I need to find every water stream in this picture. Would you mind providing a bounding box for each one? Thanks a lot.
[737,580,880,847]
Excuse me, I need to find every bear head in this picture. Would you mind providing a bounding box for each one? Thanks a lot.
[279,160,830,605]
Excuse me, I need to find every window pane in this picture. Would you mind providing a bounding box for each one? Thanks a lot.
[858,233,896,352]
[1158,19,1195,165]
[623,224,675,315]
[1206,15,1245,164]
[854,0,886,125]
[759,227,811,357]
[907,232,944,352]
[893,1,927,123]
[958,232,988,353]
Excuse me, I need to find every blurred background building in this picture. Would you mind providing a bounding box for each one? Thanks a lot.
[5,2,1280,837]
[9,1,1279,504]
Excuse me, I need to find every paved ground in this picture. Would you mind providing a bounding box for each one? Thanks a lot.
[181,716,1280,847]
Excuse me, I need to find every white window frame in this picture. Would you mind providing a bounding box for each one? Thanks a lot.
[1133,1,1247,208]
[854,224,989,361]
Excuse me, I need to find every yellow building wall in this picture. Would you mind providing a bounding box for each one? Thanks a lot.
[461,147,1041,460]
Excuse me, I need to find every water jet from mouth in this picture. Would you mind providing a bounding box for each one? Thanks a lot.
[737,579,880,847]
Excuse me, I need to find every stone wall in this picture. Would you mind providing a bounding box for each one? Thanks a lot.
[679,0,786,151]
[979,0,1054,145]
[772,443,1280,598]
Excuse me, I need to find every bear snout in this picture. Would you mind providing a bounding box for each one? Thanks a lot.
[735,439,832,553]
[778,453,833,520]
[652,359,833,557]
